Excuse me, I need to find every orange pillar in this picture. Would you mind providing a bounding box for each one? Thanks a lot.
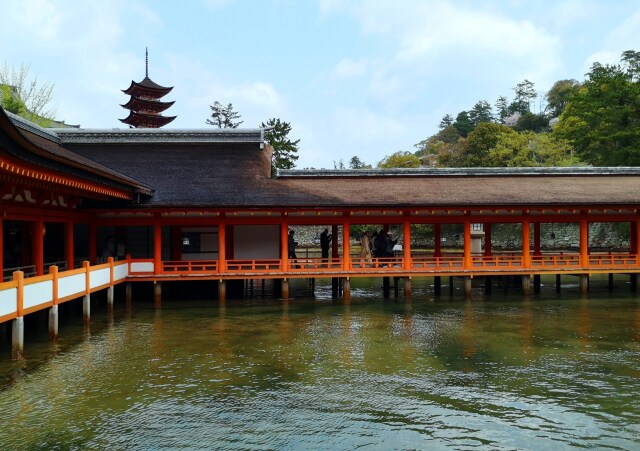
[33,219,44,275]
[280,222,288,271]
[403,220,411,270]
[580,218,589,267]
[434,223,442,257]
[65,221,74,270]
[88,222,97,264]
[218,223,227,272]
[463,221,471,269]
[343,221,351,270]
[522,219,531,267]
[153,221,162,274]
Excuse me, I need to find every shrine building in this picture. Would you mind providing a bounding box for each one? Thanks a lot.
[3,102,640,355]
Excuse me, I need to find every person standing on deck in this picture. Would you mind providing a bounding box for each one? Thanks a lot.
[360,231,372,264]
[320,228,332,260]
[288,230,298,259]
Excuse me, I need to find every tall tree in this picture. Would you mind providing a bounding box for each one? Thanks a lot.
[464,122,516,167]
[206,101,243,128]
[469,100,494,127]
[545,79,579,117]
[349,156,371,169]
[0,63,56,126]
[555,51,640,166]
[453,111,473,137]
[261,118,300,176]
[510,79,537,114]
[495,96,509,123]
[439,114,454,129]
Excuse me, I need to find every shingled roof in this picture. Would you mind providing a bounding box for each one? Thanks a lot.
[52,126,640,210]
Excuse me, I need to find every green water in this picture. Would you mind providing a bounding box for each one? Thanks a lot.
[1,278,640,450]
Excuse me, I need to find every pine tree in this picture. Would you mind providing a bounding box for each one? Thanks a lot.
[206,101,243,128]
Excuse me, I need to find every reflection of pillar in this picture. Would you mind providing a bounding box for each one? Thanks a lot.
[579,217,589,267]
[464,276,472,297]
[65,221,74,270]
[154,282,162,305]
[404,277,412,297]
[522,275,531,296]
[343,278,350,300]
[579,274,589,294]
[218,280,226,301]
[281,278,289,300]
[33,219,44,275]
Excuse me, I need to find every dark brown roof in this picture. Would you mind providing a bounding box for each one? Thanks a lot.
[1,108,154,196]
[61,132,640,209]
[122,77,173,97]
[119,111,176,128]
[121,97,175,113]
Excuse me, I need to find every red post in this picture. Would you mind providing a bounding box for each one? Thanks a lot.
[218,223,227,272]
[84,260,91,295]
[65,221,74,270]
[580,218,589,267]
[0,218,3,279]
[153,221,162,274]
[50,265,59,305]
[463,221,471,269]
[522,219,531,268]
[108,256,114,285]
[280,222,288,271]
[403,220,411,270]
[33,220,44,276]
[343,221,351,270]
[14,271,24,317]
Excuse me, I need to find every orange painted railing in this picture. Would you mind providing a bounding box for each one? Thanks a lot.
[0,258,128,325]
[163,260,218,273]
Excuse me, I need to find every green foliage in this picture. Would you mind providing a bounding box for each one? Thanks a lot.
[509,79,537,114]
[206,101,243,128]
[377,151,421,168]
[261,118,300,176]
[1,63,56,126]
[349,156,372,169]
[515,112,549,133]
[469,100,493,128]
[545,79,579,117]
[487,132,579,167]
[439,114,454,129]
[464,123,516,166]
[453,111,473,137]
[495,96,509,123]
[555,52,640,166]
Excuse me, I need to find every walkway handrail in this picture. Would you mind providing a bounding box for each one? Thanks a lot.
[0,258,128,325]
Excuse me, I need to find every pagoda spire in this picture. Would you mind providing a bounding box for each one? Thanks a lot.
[120,48,176,128]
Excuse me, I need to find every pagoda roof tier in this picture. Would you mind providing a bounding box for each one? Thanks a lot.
[119,111,177,128]
[121,97,175,113]
[122,77,173,98]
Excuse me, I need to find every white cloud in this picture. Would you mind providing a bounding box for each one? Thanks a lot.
[330,58,368,80]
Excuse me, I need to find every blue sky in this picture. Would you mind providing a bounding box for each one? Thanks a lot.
[2,0,640,169]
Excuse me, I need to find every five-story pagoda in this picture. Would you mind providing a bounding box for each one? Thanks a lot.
[120,49,176,128]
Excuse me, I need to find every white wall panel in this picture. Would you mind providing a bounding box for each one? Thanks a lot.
[24,281,53,310]
[58,273,86,299]
[0,288,17,317]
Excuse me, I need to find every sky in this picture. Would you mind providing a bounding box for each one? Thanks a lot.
[2,0,640,169]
